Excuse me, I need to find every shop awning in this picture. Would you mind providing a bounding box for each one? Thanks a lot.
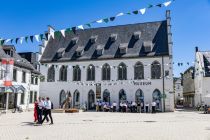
[0,85,25,93]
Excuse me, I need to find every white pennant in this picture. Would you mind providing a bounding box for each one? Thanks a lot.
[35,35,39,42]
[116,12,124,17]
[139,8,146,15]
[163,1,172,7]
[60,29,65,37]
[5,39,11,43]
[77,25,84,30]
[96,19,103,23]
[20,37,24,44]
[50,31,55,39]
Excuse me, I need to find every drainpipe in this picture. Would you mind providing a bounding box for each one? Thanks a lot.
[162,56,165,112]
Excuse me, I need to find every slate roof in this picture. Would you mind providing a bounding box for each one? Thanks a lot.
[202,52,210,77]
[41,20,170,63]
[0,45,40,74]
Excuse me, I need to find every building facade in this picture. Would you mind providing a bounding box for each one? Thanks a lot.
[182,67,195,107]
[39,11,174,112]
[194,47,210,106]
[0,45,40,110]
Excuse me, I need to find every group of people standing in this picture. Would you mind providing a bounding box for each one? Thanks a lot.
[96,100,159,113]
[34,97,53,125]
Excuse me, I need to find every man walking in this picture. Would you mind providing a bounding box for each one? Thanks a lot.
[37,97,44,123]
[42,97,53,125]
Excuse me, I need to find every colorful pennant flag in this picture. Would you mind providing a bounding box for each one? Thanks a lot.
[0,0,174,45]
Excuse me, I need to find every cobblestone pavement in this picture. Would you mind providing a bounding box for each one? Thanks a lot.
[0,110,210,140]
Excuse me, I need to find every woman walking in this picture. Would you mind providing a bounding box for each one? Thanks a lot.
[34,100,38,123]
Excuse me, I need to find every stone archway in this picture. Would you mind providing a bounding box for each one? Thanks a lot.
[88,90,95,110]
[152,89,162,111]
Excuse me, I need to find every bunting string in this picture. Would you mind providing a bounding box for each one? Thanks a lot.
[0,0,174,46]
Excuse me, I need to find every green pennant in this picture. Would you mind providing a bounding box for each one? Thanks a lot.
[85,23,91,28]
[30,36,33,43]
[0,39,5,45]
[132,10,138,15]
[148,4,153,8]
[40,34,44,40]
[15,38,19,44]
[126,12,131,15]
[103,18,109,23]
[72,27,76,34]
[45,33,49,40]
[156,4,162,7]
[110,17,115,21]
[25,36,28,43]
[54,31,61,38]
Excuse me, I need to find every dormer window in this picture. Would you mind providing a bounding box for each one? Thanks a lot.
[96,45,104,56]
[90,36,98,43]
[133,31,141,40]
[57,48,65,58]
[71,37,79,45]
[143,41,153,53]
[110,34,117,42]
[76,46,84,56]
[119,43,128,54]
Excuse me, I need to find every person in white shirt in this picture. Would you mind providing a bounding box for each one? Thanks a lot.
[112,101,117,112]
[37,97,44,123]
[41,97,53,125]
[145,102,149,113]
[151,101,156,113]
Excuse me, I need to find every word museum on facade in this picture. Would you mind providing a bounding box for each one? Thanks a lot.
[39,11,174,112]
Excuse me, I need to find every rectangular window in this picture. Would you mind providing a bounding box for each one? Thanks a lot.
[13,69,17,81]
[31,75,34,84]
[22,71,26,83]
[34,91,37,102]
[29,91,33,103]
[35,77,38,85]
[20,93,25,104]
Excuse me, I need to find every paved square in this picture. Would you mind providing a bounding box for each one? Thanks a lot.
[0,110,210,140]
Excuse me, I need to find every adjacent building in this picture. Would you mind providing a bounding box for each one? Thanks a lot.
[0,45,40,110]
[39,11,174,111]
[182,66,195,107]
[194,47,210,106]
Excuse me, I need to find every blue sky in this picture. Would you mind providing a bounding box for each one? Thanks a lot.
[0,0,210,77]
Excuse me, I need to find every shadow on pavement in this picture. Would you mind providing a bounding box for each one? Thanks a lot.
[21,122,35,126]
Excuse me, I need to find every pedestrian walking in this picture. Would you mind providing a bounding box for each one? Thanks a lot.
[42,97,53,125]
[34,100,38,123]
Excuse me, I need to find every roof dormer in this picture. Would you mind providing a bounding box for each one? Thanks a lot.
[96,45,104,56]
[90,35,98,44]
[143,41,153,53]
[110,34,117,42]
[71,37,79,45]
[119,43,128,54]
[76,46,84,57]
[133,31,141,40]
[56,48,65,58]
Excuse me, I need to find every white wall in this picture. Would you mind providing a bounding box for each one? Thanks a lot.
[40,56,174,111]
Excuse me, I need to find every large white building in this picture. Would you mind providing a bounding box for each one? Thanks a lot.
[0,45,40,110]
[39,11,174,112]
[194,47,210,106]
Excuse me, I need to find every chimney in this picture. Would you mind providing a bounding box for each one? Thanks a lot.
[195,46,199,52]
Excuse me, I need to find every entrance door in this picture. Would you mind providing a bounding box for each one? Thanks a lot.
[152,89,162,111]
[88,90,95,110]
[103,89,110,103]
